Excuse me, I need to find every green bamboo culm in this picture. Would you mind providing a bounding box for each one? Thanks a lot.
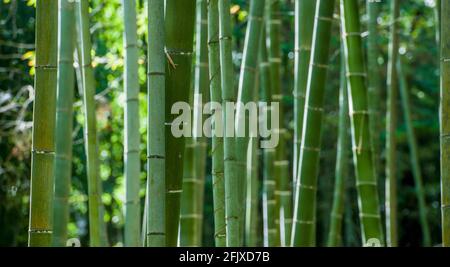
[260,31,279,247]
[52,0,76,247]
[245,135,260,247]
[435,0,441,47]
[75,0,108,247]
[28,0,58,247]
[192,0,209,246]
[397,59,431,247]
[340,0,384,246]
[293,0,316,186]
[122,0,141,247]
[267,0,291,246]
[291,0,335,247]
[235,0,266,246]
[180,132,196,246]
[218,0,240,247]
[164,0,196,247]
[180,0,209,247]
[207,0,226,247]
[366,0,382,177]
[147,0,166,247]
[441,0,450,247]
[385,0,400,248]
[327,43,349,247]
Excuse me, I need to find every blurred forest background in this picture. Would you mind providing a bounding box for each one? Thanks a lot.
[0,0,442,246]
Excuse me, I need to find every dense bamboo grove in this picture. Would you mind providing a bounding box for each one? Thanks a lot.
[1,0,449,247]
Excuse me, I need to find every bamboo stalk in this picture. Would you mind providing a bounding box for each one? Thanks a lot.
[385,0,400,247]
[219,0,240,247]
[28,0,58,247]
[260,31,279,247]
[293,0,316,187]
[181,0,209,246]
[267,0,291,246]
[122,0,141,247]
[441,0,450,247]
[366,0,382,178]
[52,0,76,247]
[207,0,226,247]
[164,0,197,247]
[327,43,349,247]
[291,0,335,247]
[245,136,260,247]
[435,0,441,47]
[236,0,266,246]
[147,0,166,247]
[397,59,431,247]
[75,0,108,247]
[340,0,385,246]
[180,135,196,246]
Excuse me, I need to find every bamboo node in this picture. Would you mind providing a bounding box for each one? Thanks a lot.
[272,94,283,101]
[269,57,282,63]
[306,104,325,112]
[356,181,378,187]
[167,189,183,194]
[274,160,289,166]
[359,213,381,219]
[311,62,329,69]
[293,91,306,99]
[293,219,315,225]
[346,72,367,77]
[29,229,53,234]
[219,35,232,41]
[315,16,333,23]
[32,149,55,155]
[269,19,282,25]
[180,214,202,219]
[343,32,363,37]
[300,145,321,152]
[296,183,317,191]
[274,190,292,196]
[147,71,165,76]
[147,155,165,160]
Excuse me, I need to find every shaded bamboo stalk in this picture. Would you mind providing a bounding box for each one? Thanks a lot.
[366,0,382,178]
[207,0,226,247]
[293,0,316,187]
[75,0,108,247]
[327,43,349,247]
[52,0,76,247]
[435,0,441,47]
[164,0,197,247]
[180,133,196,246]
[147,0,166,247]
[440,0,450,247]
[291,0,335,247]
[385,0,400,247]
[191,0,209,246]
[260,30,279,247]
[122,0,141,247]
[219,0,240,247]
[245,135,260,247]
[397,59,431,247]
[28,0,58,247]
[236,0,266,245]
[267,0,291,246]
[340,0,385,246]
